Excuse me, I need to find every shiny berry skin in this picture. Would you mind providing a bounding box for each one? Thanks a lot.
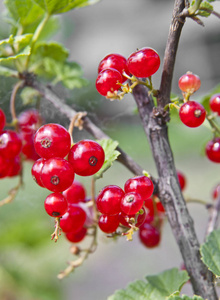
[124,175,154,201]
[98,53,129,82]
[7,156,22,177]
[18,109,42,135]
[68,139,105,176]
[139,222,161,248]
[63,180,86,203]
[44,193,68,217]
[178,72,201,94]
[95,68,123,96]
[0,109,6,132]
[98,214,120,233]
[31,158,46,187]
[209,94,220,116]
[179,101,206,128]
[121,192,144,215]
[177,171,186,191]
[205,138,220,163]
[119,208,146,228]
[65,227,87,243]
[22,133,40,161]
[60,204,86,233]
[34,123,71,159]
[96,185,125,215]
[126,47,160,78]
[0,154,9,178]
[0,130,22,159]
[41,158,75,192]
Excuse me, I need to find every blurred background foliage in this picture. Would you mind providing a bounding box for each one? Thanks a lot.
[0,0,220,299]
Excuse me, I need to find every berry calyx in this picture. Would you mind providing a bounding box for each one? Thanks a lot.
[98,53,129,82]
[34,123,71,159]
[209,94,220,116]
[44,193,68,217]
[68,139,105,176]
[126,47,160,78]
[124,175,154,201]
[178,72,201,94]
[120,192,144,215]
[95,68,123,96]
[119,208,146,228]
[179,101,206,128]
[96,185,125,215]
[205,138,220,163]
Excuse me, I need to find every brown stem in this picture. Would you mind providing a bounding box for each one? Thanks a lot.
[206,196,220,238]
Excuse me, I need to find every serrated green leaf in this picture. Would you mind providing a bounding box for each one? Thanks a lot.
[197,1,213,17]
[200,229,220,276]
[94,139,120,180]
[146,268,189,296]
[32,41,69,62]
[0,34,33,50]
[167,295,204,300]
[4,0,44,26]
[0,46,30,63]
[0,66,18,77]
[108,268,189,300]
[33,0,101,15]
[20,87,41,105]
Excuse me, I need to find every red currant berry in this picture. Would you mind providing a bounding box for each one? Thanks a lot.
[34,123,71,159]
[18,109,42,135]
[60,204,86,233]
[65,227,87,243]
[68,139,105,176]
[98,214,120,233]
[98,53,129,82]
[126,47,160,78]
[139,222,161,248]
[177,171,186,191]
[0,130,22,159]
[119,208,146,228]
[0,154,9,178]
[63,180,86,204]
[179,101,206,128]
[95,68,123,96]
[22,133,40,161]
[178,72,201,94]
[96,185,125,215]
[31,158,46,187]
[41,157,75,192]
[124,175,154,201]
[209,94,220,116]
[121,192,144,216]
[44,193,68,217]
[212,183,220,200]
[7,156,21,177]
[0,109,6,132]
[205,138,220,163]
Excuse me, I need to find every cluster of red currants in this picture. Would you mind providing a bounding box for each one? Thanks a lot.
[95,48,160,97]
[0,108,41,179]
[31,123,105,240]
[178,73,220,164]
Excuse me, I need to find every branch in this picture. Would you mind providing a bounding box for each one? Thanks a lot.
[206,196,220,238]
[23,74,144,177]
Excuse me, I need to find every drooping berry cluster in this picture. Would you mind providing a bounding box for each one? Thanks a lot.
[31,123,105,240]
[96,48,160,98]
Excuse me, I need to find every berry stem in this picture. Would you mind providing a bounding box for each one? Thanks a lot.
[0,172,23,207]
[206,114,220,137]
[51,217,61,242]
[68,112,87,145]
[206,194,220,238]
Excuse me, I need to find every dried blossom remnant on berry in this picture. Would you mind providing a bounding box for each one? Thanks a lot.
[89,156,98,166]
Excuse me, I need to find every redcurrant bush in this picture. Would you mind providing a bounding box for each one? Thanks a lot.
[179,101,206,128]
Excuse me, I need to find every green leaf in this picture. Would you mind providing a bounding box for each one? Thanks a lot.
[32,41,69,62]
[197,1,213,17]
[4,0,44,26]
[200,229,220,276]
[94,139,120,180]
[0,46,31,63]
[32,0,101,15]
[20,87,41,105]
[167,295,204,300]
[108,268,189,300]
[0,66,18,77]
[201,84,220,113]
[0,34,33,51]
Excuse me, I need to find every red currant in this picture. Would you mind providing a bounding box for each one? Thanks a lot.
[63,180,86,204]
[98,214,120,233]
[124,175,154,201]
[18,109,42,135]
[44,193,68,217]
[95,68,123,96]
[209,94,220,116]
[65,227,87,243]
[205,138,220,163]
[34,123,71,159]
[60,204,86,233]
[126,47,160,78]
[121,192,144,215]
[98,53,129,82]
[177,171,186,191]
[0,109,6,132]
[68,139,105,176]
[139,222,161,248]
[7,156,21,177]
[31,158,46,187]
[119,208,146,228]
[0,154,9,178]
[0,130,22,159]
[212,183,220,200]
[178,72,201,94]
[41,157,75,192]
[22,133,40,161]
[96,185,125,215]
[179,101,206,128]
